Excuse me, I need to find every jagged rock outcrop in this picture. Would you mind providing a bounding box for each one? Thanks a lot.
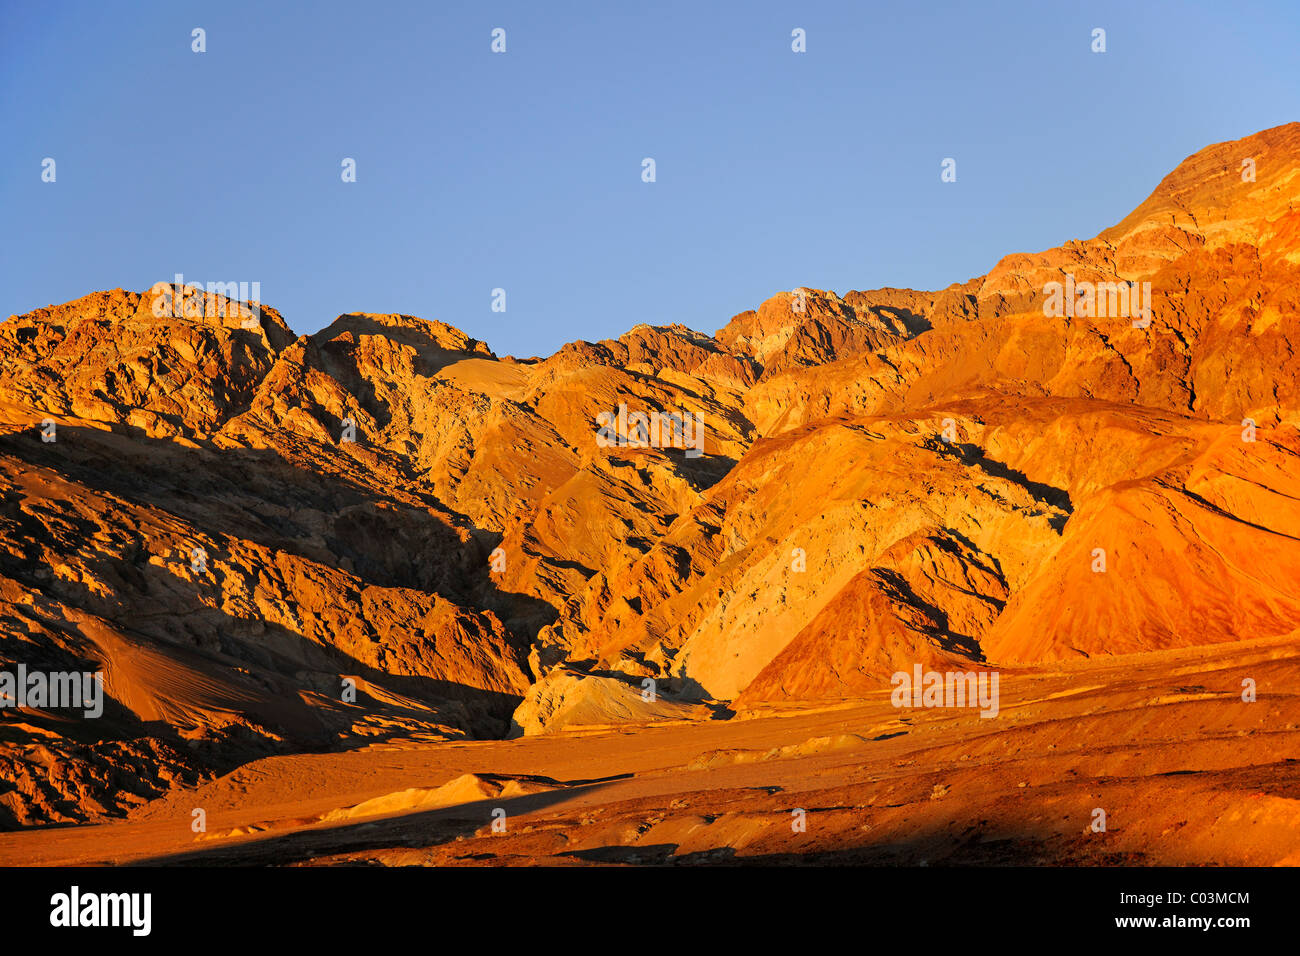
[2,123,1298,823]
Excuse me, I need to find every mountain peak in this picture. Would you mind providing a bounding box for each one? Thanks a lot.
[3,127,1300,842]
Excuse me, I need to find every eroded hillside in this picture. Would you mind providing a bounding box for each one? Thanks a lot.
[1,122,1297,829]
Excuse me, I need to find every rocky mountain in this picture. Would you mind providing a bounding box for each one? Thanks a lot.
[1,122,1297,828]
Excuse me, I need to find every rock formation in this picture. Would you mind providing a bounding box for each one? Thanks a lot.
[1,123,1298,831]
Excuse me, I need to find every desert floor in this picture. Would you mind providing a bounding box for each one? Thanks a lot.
[4,636,1298,867]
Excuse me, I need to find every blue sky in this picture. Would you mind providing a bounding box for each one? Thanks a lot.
[1,0,1296,358]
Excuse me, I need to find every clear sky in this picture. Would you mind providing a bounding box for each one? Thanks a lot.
[2,0,1296,358]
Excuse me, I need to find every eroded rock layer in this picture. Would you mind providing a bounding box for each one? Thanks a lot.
[1,123,1298,828]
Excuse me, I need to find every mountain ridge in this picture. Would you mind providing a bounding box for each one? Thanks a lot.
[1,121,1297,828]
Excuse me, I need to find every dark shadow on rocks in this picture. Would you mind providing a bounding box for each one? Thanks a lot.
[0,421,581,826]
[127,778,619,866]
[931,440,1073,530]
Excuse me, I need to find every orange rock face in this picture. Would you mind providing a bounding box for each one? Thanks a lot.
[1,124,1299,860]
